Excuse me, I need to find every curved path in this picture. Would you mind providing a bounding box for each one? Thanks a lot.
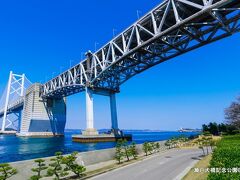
[90,148,202,180]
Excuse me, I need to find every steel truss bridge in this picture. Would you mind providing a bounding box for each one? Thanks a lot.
[0,0,240,134]
[42,0,240,98]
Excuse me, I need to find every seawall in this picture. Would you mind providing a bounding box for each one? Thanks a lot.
[8,141,166,180]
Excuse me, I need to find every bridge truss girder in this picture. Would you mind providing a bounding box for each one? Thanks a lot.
[42,0,240,98]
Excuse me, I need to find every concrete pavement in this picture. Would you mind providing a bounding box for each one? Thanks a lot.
[90,148,202,180]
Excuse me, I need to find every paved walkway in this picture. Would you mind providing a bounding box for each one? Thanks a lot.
[90,148,202,180]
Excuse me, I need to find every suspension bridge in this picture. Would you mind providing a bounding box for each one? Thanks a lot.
[0,0,240,139]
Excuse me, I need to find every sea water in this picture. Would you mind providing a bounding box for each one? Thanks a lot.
[0,130,199,163]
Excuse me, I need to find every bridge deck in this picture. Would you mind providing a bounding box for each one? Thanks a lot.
[0,98,24,117]
[41,0,240,98]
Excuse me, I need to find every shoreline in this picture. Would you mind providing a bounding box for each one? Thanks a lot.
[7,140,167,180]
[0,130,199,164]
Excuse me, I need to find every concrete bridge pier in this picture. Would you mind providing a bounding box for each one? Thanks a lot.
[82,87,99,136]
[82,87,119,136]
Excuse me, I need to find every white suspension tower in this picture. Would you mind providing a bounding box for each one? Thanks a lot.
[1,71,26,131]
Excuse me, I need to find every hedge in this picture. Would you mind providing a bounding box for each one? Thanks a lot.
[208,135,240,179]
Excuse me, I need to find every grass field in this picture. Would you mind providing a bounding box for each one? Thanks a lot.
[183,154,211,180]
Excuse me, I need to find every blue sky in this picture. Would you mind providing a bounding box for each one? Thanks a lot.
[0,0,240,130]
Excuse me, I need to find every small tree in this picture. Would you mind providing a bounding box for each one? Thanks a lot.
[143,142,149,156]
[30,159,47,180]
[199,145,205,156]
[46,152,68,180]
[0,163,17,180]
[155,142,160,152]
[225,97,240,129]
[62,152,86,177]
[164,140,171,149]
[196,139,206,156]
[209,140,216,151]
[148,142,154,154]
[115,140,124,164]
[129,142,138,159]
[122,139,131,161]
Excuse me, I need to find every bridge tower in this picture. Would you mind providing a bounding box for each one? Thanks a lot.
[17,83,66,136]
[0,71,29,132]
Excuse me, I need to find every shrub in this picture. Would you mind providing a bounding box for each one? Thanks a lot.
[208,135,240,179]
[203,131,212,136]
[232,130,240,134]
[0,163,17,180]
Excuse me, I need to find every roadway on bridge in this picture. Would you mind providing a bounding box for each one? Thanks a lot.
[90,148,202,180]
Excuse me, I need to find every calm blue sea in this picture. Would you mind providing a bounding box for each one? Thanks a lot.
[0,130,199,163]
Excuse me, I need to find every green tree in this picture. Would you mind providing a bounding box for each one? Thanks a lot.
[46,152,68,180]
[155,142,160,152]
[202,137,209,155]
[0,163,17,180]
[202,124,209,132]
[62,152,86,178]
[148,142,154,154]
[30,159,47,180]
[195,139,205,156]
[129,142,138,159]
[199,145,205,156]
[164,140,171,149]
[115,140,124,164]
[226,124,238,135]
[122,140,131,161]
[218,123,227,133]
[208,122,219,135]
[143,142,149,156]
[209,140,216,151]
